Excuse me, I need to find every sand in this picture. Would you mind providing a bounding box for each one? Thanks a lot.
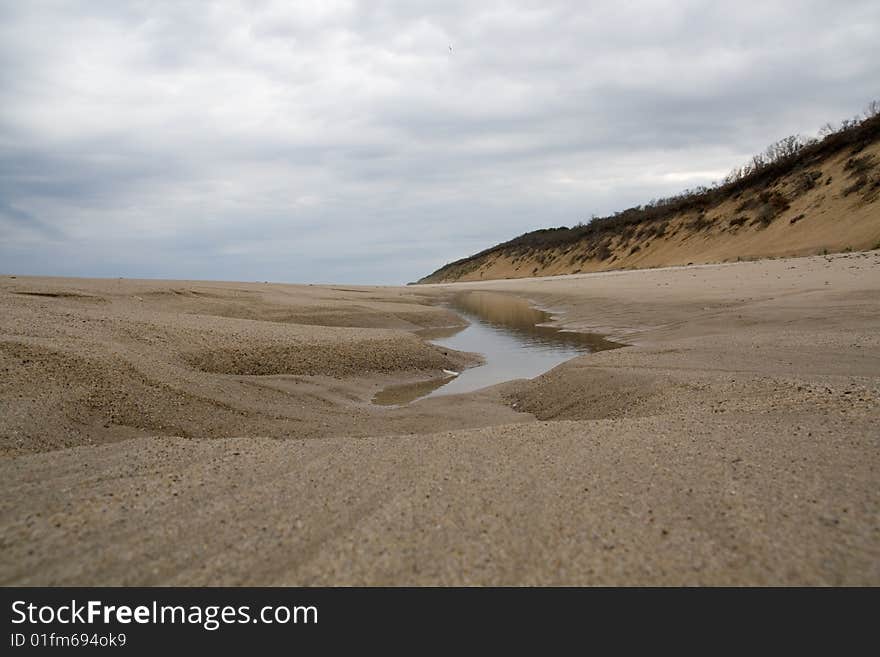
[1,252,878,584]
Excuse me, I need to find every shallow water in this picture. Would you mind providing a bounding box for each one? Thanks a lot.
[373,291,620,405]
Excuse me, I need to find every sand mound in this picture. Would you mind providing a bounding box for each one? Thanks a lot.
[187,335,467,377]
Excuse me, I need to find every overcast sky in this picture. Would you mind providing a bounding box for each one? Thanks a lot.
[1,1,878,284]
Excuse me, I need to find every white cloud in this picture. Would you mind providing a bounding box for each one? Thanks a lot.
[1,0,878,283]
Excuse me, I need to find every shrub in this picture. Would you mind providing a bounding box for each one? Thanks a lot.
[735,198,756,212]
[844,154,876,176]
[752,190,790,226]
[648,220,669,238]
[595,242,612,261]
[793,170,822,195]
[688,213,712,231]
[842,176,868,196]
[754,205,774,225]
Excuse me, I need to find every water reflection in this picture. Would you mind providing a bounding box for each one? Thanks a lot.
[452,291,619,352]
[373,291,622,405]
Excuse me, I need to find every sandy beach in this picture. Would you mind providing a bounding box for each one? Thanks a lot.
[1,252,878,585]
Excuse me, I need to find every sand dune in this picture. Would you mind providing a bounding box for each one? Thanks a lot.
[419,125,880,283]
[1,252,878,584]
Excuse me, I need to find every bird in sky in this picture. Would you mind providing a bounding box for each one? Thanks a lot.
[449,44,453,52]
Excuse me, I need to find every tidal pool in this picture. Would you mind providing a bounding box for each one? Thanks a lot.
[373,291,621,405]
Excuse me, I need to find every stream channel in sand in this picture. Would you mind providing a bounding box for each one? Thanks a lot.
[373,291,621,405]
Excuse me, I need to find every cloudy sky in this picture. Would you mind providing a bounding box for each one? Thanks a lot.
[1,1,878,284]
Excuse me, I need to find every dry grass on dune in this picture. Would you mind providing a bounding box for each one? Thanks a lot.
[420,113,880,283]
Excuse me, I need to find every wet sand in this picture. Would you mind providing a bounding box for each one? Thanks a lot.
[1,252,879,584]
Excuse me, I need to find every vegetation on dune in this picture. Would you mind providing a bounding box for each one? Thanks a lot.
[419,102,880,283]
